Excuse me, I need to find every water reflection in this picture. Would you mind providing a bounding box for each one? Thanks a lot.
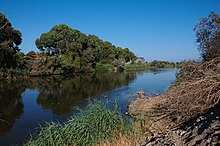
[30,73,136,115]
[0,69,177,146]
[0,73,136,138]
[0,82,25,137]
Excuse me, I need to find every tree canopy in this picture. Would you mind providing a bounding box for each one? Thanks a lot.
[35,24,136,72]
[194,12,220,61]
[0,13,22,69]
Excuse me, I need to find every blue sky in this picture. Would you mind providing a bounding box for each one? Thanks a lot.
[1,0,220,61]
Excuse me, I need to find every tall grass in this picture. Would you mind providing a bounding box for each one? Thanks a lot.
[23,99,141,146]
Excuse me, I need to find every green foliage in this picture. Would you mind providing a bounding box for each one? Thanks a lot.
[26,51,36,56]
[72,55,81,69]
[62,52,74,64]
[35,24,136,72]
[125,64,150,71]
[194,12,220,61]
[122,48,136,62]
[149,60,176,68]
[0,13,22,69]
[0,68,29,80]
[7,68,28,76]
[125,60,176,71]
[137,61,143,65]
[15,52,27,69]
[95,63,113,73]
[23,99,133,146]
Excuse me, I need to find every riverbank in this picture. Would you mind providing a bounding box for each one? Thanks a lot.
[22,99,144,146]
[0,69,177,146]
[128,58,220,145]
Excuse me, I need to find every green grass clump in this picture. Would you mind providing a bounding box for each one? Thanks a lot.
[23,99,133,146]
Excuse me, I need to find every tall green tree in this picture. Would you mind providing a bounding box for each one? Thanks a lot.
[36,24,89,58]
[194,12,220,61]
[36,24,136,72]
[0,13,22,69]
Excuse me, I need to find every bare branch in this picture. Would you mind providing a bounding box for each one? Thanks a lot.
[0,21,8,30]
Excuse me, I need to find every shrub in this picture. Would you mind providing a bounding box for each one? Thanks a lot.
[95,63,113,73]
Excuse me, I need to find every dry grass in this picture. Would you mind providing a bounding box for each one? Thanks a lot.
[96,134,133,146]
[157,57,220,124]
[129,57,220,130]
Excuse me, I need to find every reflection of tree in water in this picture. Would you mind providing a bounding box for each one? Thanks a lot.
[28,73,136,115]
[0,81,25,137]
[0,73,136,139]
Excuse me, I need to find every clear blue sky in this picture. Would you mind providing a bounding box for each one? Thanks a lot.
[1,0,220,61]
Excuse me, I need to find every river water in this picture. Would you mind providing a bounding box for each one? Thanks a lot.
[0,68,177,146]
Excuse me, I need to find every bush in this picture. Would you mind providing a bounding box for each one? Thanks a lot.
[95,63,113,73]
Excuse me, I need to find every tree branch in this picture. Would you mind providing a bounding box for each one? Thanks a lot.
[0,21,8,30]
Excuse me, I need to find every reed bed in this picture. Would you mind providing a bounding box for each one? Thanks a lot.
[23,99,141,146]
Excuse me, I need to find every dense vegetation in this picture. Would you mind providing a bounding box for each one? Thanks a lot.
[0,13,23,69]
[0,13,136,77]
[125,60,177,71]
[35,24,136,73]
[0,13,180,78]
[148,60,176,68]
[24,99,141,146]
[0,13,29,79]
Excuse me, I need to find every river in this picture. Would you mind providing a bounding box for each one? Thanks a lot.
[0,68,177,146]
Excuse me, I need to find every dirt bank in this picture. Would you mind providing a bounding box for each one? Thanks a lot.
[128,58,220,145]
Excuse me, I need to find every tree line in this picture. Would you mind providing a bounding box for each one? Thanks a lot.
[35,24,136,72]
[0,13,136,75]
[1,11,220,77]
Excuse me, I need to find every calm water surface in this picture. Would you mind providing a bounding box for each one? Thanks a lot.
[0,68,177,146]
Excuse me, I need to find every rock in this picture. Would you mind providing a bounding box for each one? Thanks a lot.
[206,138,212,143]
[138,91,146,99]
